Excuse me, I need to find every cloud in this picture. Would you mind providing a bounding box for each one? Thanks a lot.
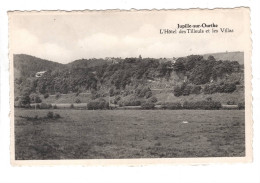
[12,28,73,63]
[10,11,246,63]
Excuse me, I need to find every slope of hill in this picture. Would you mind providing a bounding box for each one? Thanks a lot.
[67,58,109,69]
[13,54,66,78]
[202,51,244,64]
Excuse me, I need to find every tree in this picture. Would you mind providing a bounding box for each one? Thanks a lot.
[29,93,42,103]
[173,86,182,97]
[208,55,216,62]
[173,60,185,72]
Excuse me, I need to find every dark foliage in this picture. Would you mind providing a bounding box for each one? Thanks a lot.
[203,82,236,94]
[238,102,245,110]
[141,102,155,109]
[44,93,49,99]
[183,100,221,110]
[161,102,182,109]
[148,96,158,103]
[87,99,109,110]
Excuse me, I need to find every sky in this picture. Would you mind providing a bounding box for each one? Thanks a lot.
[9,9,248,64]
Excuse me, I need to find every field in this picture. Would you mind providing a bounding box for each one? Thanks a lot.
[14,109,245,160]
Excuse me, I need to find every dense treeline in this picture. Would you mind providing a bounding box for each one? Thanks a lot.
[14,54,243,107]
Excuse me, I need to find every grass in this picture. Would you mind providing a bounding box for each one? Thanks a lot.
[14,109,245,160]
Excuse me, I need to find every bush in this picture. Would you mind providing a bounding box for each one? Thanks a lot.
[118,100,124,107]
[161,102,182,110]
[70,104,74,108]
[173,86,182,97]
[191,85,201,94]
[124,100,142,106]
[15,97,19,101]
[145,91,153,98]
[23,104,31,108]
[183,100,221,110]
[87,100,109,110]
[40,103,52,109]
[109,88,114,97]
[55,92,61,99]
[75,98,81,103]
[227,100,235,105]
[47,112,54,118]
[141,102,155,109]
[223,83,236,93]
[238,102,245,110]
[91,92,101,100]
[44,93,49,99]
[114,96,121,104]
[30,93,42,103]
[204,82,237,94]
[135,86,152,98]
[53,105,57,109]
[54,113,61,118]
[183,85,192,96]
[148,96,158,103]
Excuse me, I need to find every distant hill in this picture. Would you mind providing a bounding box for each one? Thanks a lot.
[13,54,65,78]
[67,58,108,69]
[202,51,244,64]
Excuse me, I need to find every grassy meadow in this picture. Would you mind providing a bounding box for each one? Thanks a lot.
[15,109,245,160]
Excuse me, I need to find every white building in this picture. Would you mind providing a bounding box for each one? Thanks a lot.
[35,71,47,78]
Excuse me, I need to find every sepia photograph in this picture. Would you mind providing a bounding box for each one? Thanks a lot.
[9,8,252,164]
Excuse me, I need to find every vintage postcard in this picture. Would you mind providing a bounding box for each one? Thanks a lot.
[9,8,252,166]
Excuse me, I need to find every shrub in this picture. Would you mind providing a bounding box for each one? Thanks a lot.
[145,91,153,98]
[75,98,81,103]
[183,85,192,96]
[87,101,99,110]
[87,100,109,110]
[15,97,19,101]
[204,82,236,94]
[114,96,121,104]
[30,93,42,103]
[40,103,52,109]
[141,102,155,109]
[91,92,101,100]
[55,92,61,99]
[19,95,30,107]
[173,86,182,97]
[44,93,49,99]
[161,102,182,110]
[53,105,57,109]
[23,104,31,108]
[70,104,74,109]
[238,102,245,110]
[135,86,152,98]
[109,88,114,97]
[227,100,235,105]
[191,85,201,94]
[47,112,54,118]
[183,100,221,110]
[54,113,61,119]
[124,100,142,106]
[148,96,158,103]
[118,100,124,107]
[223,83,236,93]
